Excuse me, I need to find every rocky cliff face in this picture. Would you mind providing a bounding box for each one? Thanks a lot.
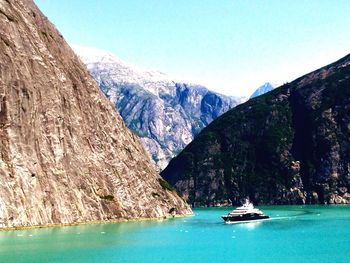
[161,53,350,206]
[73,46,242,171]
[0,0,191,228]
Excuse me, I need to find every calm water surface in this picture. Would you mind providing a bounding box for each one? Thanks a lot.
[0,205,349,262]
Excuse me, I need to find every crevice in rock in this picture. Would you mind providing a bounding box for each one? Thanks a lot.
[289,87,314,203]
[0,8,16,22]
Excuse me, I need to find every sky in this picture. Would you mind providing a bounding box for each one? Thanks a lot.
[34,0,350,97]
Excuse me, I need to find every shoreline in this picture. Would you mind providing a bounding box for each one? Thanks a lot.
[192,203,350,208]
[0,213,193,232]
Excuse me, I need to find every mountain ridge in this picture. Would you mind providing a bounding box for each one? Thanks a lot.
[74,45,243,170]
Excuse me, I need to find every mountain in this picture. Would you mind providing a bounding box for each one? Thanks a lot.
[161,53,350,206]
[73,46,242,171]
[0,0,191,229]
[250,82,275,98]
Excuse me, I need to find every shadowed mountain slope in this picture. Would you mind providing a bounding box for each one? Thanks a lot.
[162,53,350,206]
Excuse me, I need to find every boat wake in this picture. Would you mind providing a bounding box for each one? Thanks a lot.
[223,216,290,225]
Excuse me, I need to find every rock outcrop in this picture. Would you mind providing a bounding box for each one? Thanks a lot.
[161,53,350,206]
[73,46,242,171]
[0,0,191,228]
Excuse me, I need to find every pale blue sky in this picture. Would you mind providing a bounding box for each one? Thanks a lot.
[34,0,350,97]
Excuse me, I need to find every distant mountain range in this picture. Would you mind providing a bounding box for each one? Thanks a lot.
[161,53,350,206]
[74,46,245,170]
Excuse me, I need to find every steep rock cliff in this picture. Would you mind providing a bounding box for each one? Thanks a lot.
[162,53,350,206]
[0,0,191,228]
[73,46,242,171]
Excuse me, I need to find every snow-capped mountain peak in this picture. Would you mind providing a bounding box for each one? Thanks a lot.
[250,82,276,98]
[72,45,176,96]
[72,44,124,65]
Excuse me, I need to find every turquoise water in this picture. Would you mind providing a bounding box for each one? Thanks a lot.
[0,205,349,262]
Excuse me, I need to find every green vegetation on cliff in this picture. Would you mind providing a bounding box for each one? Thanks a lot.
[161,54,350,206]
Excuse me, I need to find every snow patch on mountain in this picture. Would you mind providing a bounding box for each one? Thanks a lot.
[73,45,179,96]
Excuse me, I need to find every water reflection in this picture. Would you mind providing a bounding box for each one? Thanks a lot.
[0,205,350,263]
[238,221,262,230]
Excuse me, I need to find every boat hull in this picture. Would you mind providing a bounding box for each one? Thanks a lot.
[222,213,269,223]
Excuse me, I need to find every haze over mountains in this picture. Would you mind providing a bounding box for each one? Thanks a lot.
[74,46,244,170]
[0,0,191,228]
[162,53,350,206]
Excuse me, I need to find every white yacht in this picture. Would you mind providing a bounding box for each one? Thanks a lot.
[222,199,269,223]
